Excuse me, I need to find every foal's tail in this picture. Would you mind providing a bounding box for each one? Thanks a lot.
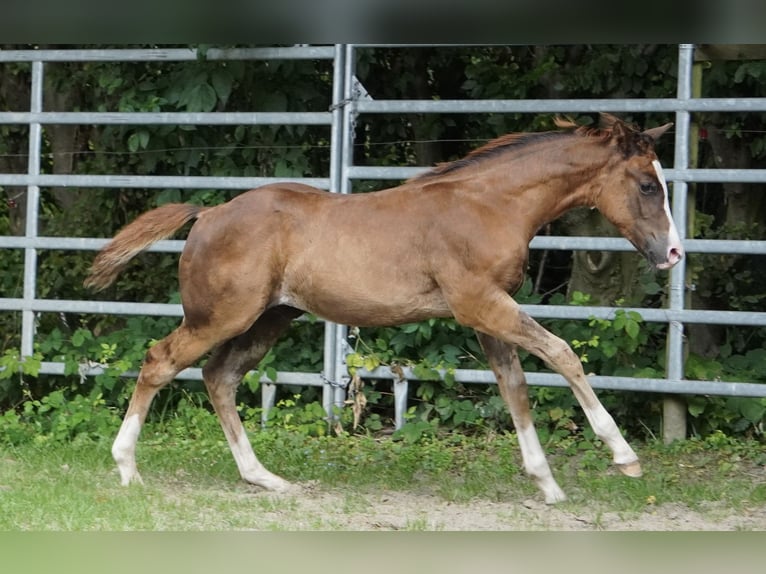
[84,203,208,291]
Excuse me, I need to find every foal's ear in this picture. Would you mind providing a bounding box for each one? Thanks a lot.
[610,119,635,156]
[643,122,673,142]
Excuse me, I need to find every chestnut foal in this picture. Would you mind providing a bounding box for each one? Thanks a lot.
[86,114,682,503]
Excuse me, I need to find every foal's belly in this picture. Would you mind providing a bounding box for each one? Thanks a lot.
[277,285,452,327]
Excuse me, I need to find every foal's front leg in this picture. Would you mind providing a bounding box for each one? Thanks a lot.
[450,288,641,490]
[477,333,567,504]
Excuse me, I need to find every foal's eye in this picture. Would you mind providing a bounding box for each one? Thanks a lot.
[639,181,658,195]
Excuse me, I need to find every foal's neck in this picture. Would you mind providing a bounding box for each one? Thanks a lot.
[481,139,611,230]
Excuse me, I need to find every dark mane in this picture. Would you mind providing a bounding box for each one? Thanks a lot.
[410,115,618,182]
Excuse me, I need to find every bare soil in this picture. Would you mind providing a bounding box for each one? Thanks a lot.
[231,482,766,531]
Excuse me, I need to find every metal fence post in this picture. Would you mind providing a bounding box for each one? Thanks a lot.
[21,61,44,359]
[663,44,695,442]
[322,44,352,421]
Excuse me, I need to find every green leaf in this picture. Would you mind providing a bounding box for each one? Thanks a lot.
[688,397,706,417]
[186,83,217,112]
[413,363,441,381]
[274,159,295,178]
[71,330,85,348]
[345,353,365,368]
[363,355,380,372]
[548,406,564,421]
[737,399,765,424]
[127,132,140,152]
[211,69,233,106]
[625,319,640,340]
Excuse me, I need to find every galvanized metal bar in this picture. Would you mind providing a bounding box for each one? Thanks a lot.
[3,298,766,327]
[667,46,694,385]
[356,366,766,398]
[260,384,277,427]
[0,237,186,251]
[7,168,766,189]
[662,44,695,441]
[392,371,409,430]
[0,174,330,189]
[331,44,358,412]
[320,44,349,419]
[354,98,766,114]
[527,237,766,255]
[348,165,766,184]
[328,43,358,414]
[20,61,44,358]
[32,361,324,386]
[4,235,766,257]
[8,360,761,400]
[0,299,185,316]
[519,305,766,326]
[664,168,766,183]
[0,111,331,125]
[0,46,336,62]
[322,45,345,421]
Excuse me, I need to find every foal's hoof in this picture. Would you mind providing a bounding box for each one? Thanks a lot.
[116,467,144,487]
[616,460,643,478]
[544,489,568,505]
[245,471,293,493]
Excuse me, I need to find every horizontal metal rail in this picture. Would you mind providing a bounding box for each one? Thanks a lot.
[354,98,766,114]
[8,360,761,400]
[0,237,185,251]
[3,235,766,256]
[34,361,325,387]
[356,366,766,398]
[3,297,765,328]
[0,111,331,125]
[0,46,336,62]
[349,165,766,183]
[0,174,330,189]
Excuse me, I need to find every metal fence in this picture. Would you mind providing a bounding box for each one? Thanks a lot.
[2,44,766,434]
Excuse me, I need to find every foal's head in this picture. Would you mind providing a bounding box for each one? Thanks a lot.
[579,114,683,270]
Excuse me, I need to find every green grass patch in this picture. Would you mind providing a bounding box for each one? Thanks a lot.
[1,410,764,530]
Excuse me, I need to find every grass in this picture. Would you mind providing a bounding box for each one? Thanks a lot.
[1,414,764,530]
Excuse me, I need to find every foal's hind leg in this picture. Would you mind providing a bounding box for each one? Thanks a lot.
[477,333,567,504]
[112,322,221,485]
[201,306,302,492]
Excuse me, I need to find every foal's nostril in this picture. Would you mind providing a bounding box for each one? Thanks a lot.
[668,246,683,263]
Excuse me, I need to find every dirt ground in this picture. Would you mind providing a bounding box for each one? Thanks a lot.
[243,483,766,531]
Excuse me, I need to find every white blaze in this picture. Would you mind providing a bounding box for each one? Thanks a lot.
[652,159,683,267]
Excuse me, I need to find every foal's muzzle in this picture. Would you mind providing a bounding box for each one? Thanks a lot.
[656,244,684,270]
[646,236,684,270]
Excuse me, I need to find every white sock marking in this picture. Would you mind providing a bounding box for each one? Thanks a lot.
[516,425,566,503]
[112,413,142,485]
